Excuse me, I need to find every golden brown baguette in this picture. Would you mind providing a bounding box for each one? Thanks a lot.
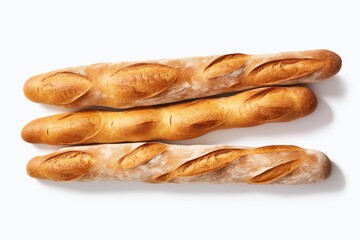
[23,49,341,108]
[22,86,317,145]
[26,143,331,184]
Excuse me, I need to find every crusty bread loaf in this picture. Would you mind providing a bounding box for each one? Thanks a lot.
[26,143,331,184]
[23,49,341,108]
[21,86,317,145]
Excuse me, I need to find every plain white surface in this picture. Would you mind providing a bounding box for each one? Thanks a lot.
[0,0,359,239]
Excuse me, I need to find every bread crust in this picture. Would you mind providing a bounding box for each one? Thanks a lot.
[21,86,317,145]
[26,143,331,184]
[23,49,341,108]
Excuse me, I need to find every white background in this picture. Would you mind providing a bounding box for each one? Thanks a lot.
[0,0,359,239]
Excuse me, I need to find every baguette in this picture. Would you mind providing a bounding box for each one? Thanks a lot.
[23,49,341,108]
[22,86,317,145]
[26,143,331,184]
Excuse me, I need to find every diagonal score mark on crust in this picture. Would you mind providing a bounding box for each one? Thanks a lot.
[155,149,247,182]
[249,159,302,184]
[243,88,296,121]
[170,100,226,135]
[253,145,301,154]
[47,110,103,144]
[117,143,168,169]
[204,53,249,79]
[247,58,324,84]
[39,151,94,181]
[108,63,178,99]
[40,72,91,104]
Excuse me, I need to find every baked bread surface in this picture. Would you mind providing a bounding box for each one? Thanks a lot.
[21,86,317,145]
[23,49,341,108]
[27,143,331,184]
